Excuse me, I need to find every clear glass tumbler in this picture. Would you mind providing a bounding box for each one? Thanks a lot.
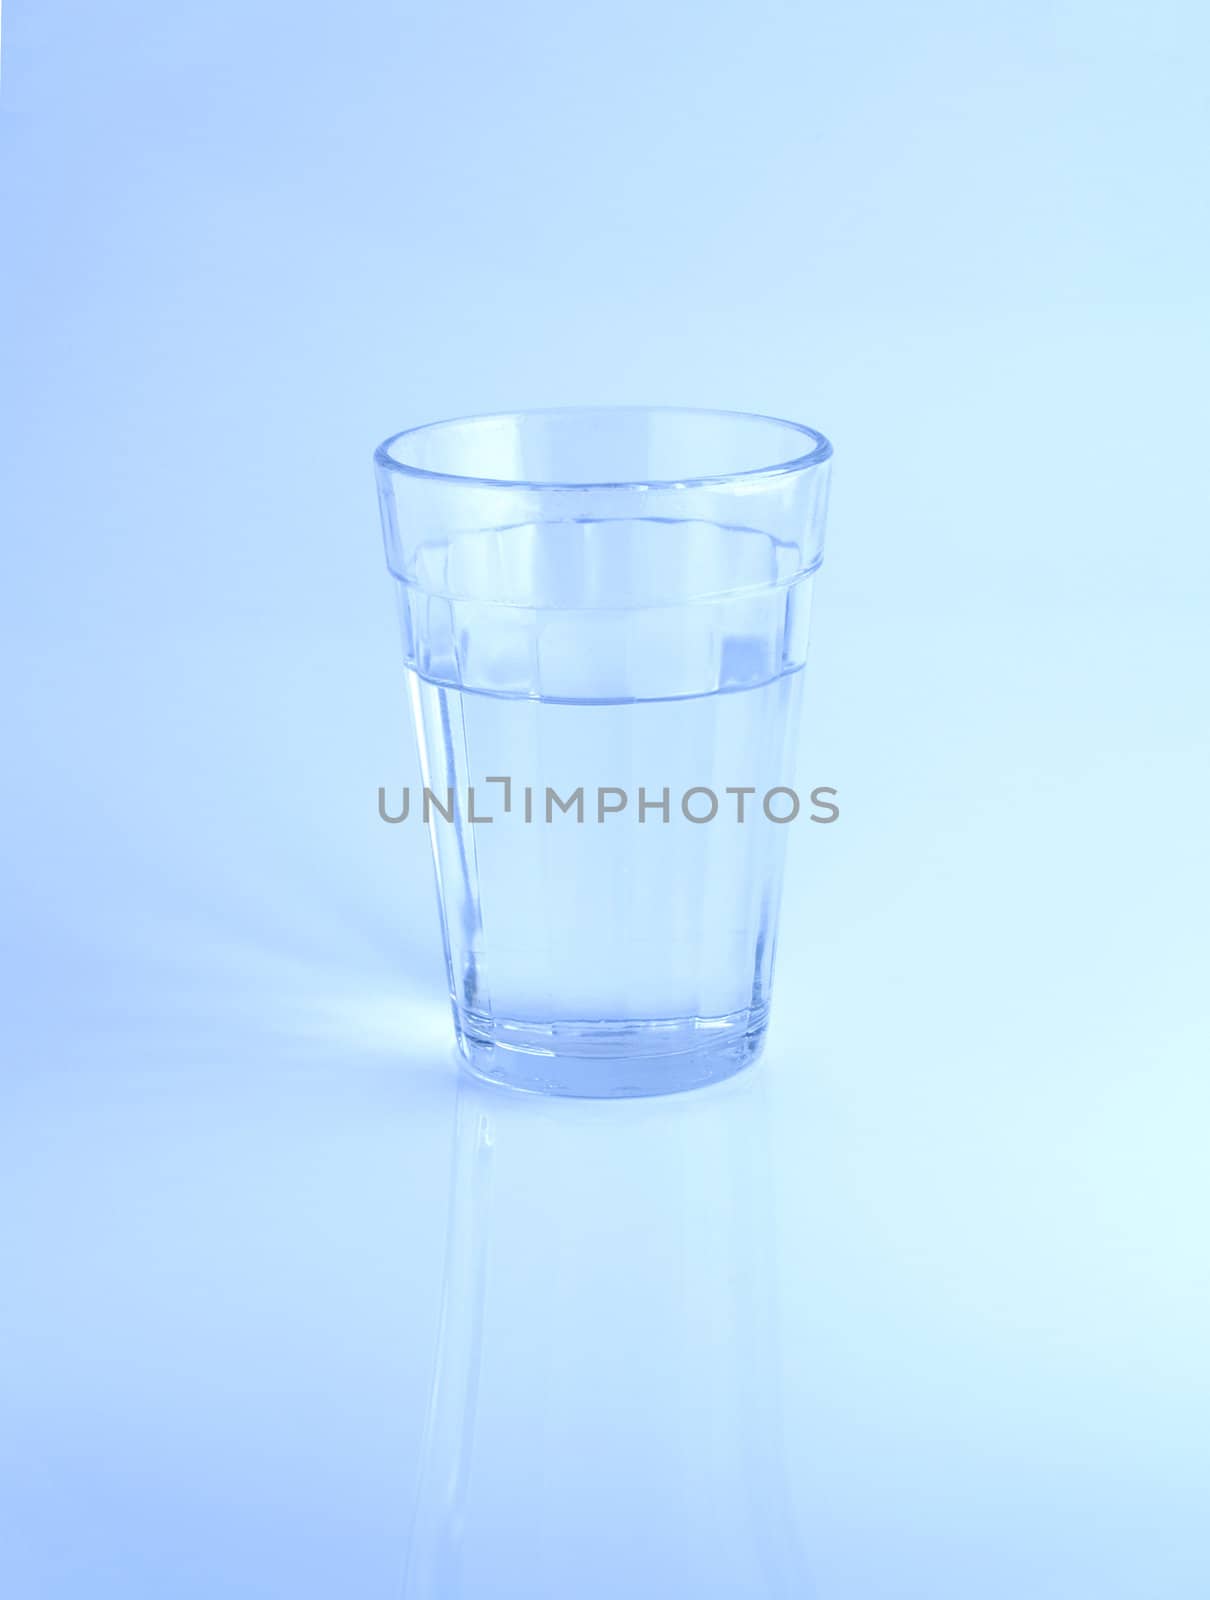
[374,407,832,1096]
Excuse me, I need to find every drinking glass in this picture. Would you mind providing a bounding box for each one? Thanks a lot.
[374,407,832,1096]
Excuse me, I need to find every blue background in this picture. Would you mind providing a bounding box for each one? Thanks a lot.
[2,1,1208,1595]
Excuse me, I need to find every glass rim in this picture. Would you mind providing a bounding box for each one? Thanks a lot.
[374,405,833,492]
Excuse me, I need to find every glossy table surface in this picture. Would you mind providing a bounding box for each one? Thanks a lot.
[6,578,1208,1597]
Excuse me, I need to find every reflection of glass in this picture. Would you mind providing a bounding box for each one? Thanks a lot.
[403,1064,812,1599]
[375,408,832,1096]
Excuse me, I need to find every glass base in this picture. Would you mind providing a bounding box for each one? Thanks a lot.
[455,1006,768,1098]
